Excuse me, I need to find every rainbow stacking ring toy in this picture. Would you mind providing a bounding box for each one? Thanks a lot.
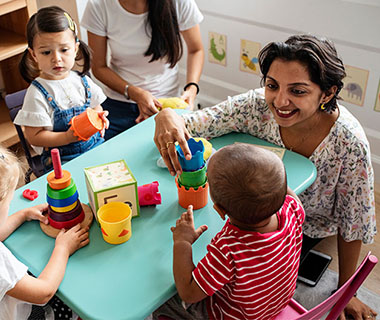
[41,148,93,238]
[176,138,204,171]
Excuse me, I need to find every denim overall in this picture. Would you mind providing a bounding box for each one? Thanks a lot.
[32,76,104,170]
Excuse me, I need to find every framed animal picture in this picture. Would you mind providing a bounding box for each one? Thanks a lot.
[340,65,369,107]
[240,39,261,75]
[208,32,227,66]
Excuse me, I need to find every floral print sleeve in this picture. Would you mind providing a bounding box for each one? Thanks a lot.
[182,90,376,243]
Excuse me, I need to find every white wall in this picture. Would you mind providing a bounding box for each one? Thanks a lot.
[178,0,380,182]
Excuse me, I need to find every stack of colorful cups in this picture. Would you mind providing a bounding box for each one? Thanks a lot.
[176,138,209,210]
[46,149,85,230]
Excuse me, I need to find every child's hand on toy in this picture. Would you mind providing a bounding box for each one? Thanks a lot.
[65,126,80,143]
[55,224,90,256]
[97,110,109,138]
[171,205,207,245]
[22,203,49,225]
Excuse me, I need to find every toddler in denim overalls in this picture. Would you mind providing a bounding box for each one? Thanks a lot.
[14,6,108,173]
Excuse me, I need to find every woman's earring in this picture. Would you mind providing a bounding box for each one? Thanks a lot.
[320,103,326,110]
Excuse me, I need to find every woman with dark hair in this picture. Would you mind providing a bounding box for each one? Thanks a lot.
[82,0,204,140]
[154,34,377,320]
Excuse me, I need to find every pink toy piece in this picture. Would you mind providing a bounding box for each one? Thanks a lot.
[51,148,63,179]
[138,181,162,206]
[23,189,39,201]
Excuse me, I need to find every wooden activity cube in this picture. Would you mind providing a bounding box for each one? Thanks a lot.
[84,160,140,221]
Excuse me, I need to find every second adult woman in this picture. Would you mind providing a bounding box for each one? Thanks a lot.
[82,0,204,140]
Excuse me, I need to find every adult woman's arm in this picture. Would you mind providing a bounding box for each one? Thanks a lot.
[88,32,159,122]
[180,24,204,109]
[337,236,377,320]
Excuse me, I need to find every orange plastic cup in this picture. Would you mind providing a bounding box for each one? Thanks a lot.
[175,176,208,210]
[69,108,103,141]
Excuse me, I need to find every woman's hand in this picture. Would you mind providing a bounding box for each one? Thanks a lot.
[22,203,49,225]
[181,86,197,110]
[154,108,192,176]
[339,297,377,320]
[129,86,160,123]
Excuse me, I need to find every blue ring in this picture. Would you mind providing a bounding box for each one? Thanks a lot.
[46,190,78,207]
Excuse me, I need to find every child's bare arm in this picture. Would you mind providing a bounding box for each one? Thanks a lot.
[24,126,78,147]
[0,204,48,241]
[287,186,303,206]
[171,206,208,303]
[6,224,89,304]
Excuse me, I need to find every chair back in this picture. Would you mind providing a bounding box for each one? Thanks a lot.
[5,89,44,180]
[275,252,378,320]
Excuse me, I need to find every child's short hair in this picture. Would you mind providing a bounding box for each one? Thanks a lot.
[208,143,287,224]
[0,145,24,202]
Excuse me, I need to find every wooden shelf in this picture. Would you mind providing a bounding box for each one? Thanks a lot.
[0,28,27,60]
[0,0,27,17]
[0,98,18,147]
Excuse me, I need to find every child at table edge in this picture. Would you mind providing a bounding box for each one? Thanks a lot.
[0,145,89,319]
[153,143,305,320]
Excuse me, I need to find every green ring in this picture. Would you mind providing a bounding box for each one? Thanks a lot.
[47,179,76,200]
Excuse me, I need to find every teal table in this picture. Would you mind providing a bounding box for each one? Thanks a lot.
[5,115,316,320]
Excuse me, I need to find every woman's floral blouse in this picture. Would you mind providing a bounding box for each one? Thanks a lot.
[183,89,376,243]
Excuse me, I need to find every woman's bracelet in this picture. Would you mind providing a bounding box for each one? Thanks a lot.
[183,82,199,95]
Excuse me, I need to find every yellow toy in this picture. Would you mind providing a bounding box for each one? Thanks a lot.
[157,97,188,110]
[193,138,212,160]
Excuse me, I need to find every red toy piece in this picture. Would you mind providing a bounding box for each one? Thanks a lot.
[51,148,63,179]
[23,189,39,201]
[137,181,161,206]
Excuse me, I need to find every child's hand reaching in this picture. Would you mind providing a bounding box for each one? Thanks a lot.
[97,110,109,138]
[22,203,49,225]
[55,224,90,256]
[171,205,208,245]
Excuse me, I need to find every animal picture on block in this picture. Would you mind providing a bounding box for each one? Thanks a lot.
[341,65,369,107]
[240,39,261,75]
[208,31,227,66]
[84,160,140,221]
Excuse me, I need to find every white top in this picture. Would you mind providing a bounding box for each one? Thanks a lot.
[13,71,106,154]
[0,242,31,320]
[81,0,203,101]
[183,88,377,244]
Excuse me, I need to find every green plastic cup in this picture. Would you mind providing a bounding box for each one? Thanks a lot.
[179,163,207,188]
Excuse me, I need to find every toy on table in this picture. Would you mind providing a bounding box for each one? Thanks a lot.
[41,148,93,238]
[157,97,188,110]
[22,189,38,201]
[69,108,103,141]
[97,202,132,245]
[175,138,208,210]
[138,181,162,206]
[156,137,214,168]
[84,160,140,222]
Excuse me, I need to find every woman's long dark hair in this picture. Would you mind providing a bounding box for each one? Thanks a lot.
[19,6,91,83]
[258,34,346,112]
[144,0,183,68]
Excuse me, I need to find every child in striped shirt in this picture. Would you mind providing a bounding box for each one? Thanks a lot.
[153,143,305,320]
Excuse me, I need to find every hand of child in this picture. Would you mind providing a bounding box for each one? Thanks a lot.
[97,110,109,138]
[55,224,90,256]
[171,205,208,245]
[23,203,49,225]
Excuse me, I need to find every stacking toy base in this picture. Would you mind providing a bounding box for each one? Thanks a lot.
[40,204,93,238]
[176,177,208,210]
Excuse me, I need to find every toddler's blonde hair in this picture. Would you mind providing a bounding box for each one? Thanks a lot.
[0,145,24,202]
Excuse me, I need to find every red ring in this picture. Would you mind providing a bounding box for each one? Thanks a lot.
[48,210,84,229]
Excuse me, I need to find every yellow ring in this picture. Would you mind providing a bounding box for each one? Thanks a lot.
[50,201,77,212]
[166,141,174,148]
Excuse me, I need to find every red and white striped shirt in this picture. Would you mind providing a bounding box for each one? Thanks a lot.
[192,195,305,320]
